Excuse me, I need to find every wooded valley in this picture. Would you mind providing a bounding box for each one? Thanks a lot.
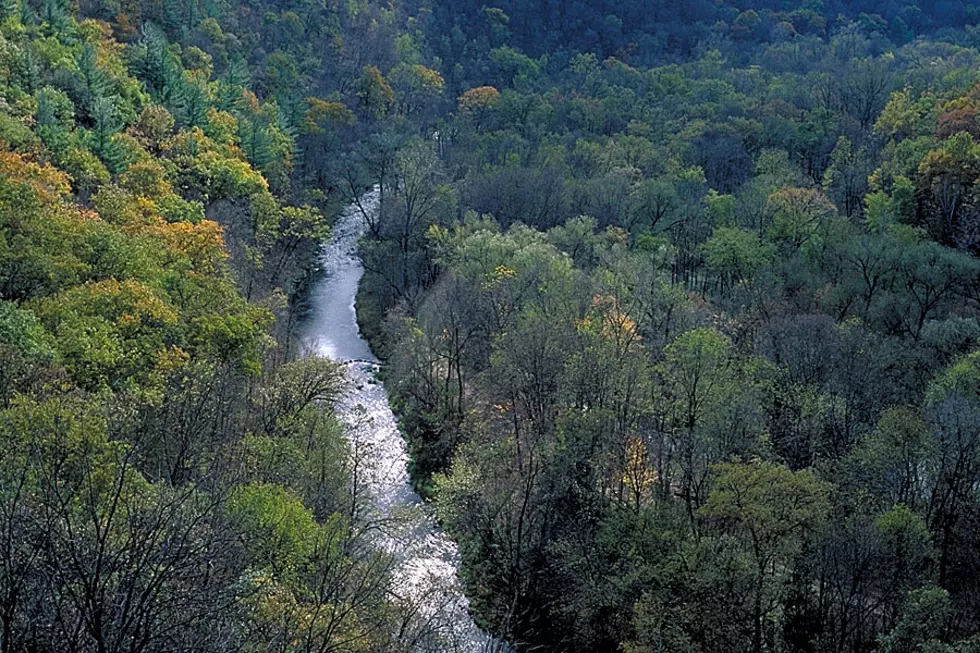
[2,0,980,651]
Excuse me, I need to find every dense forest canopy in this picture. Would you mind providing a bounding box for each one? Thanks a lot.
[426,0,979,69]
[357,1,980,652]
[0,0,448,648]
[3,0,980,651]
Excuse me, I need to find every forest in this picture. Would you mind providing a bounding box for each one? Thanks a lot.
[2,0,980,651]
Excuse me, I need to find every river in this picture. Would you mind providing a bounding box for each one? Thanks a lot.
[301,189,497,653]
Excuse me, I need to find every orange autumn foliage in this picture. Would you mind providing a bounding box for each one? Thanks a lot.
[458,85,500,112]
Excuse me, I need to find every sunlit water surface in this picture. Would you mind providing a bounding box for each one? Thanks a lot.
[301,189,498,652]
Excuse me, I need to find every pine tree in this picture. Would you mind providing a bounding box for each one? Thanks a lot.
[225,56,251,89]
[0,0,19,22]
[17,0,34,25]
[40,0,70,34]
[12,44,40,94]
[35,87,74,152]
[179,78,209,127]
[76,44,111,120]
[238,116,274,170]
[214,57,251,111]
[275,105,298,158]
[88,95,127,172]
[135,23,187,110]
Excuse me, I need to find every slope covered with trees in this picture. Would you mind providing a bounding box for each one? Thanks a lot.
[0,0,462,649]
[348,2,980,653]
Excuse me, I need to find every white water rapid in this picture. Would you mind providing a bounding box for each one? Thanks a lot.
[301,189,497,653]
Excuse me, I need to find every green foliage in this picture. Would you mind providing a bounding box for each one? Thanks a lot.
[0,299,55,359]
[702,227,774,291]
[9,0,980,649]
[227,482,319,573]
[357,6,980,648]
[765,187,838,249]
[926,350,980,405]
[0,0,423,648]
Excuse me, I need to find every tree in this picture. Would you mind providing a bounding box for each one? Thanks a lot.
[355,66,394,118]
[457,86,500,130]
[388,273,483,482]
[936,87,980,141]
[875,87,935,141]
[75,43,111,120]
[389,63,445,122]
[917,132,980,249]
[881,242,978,340]
[34,86,74,152]
[228,482,320,576]
[874,505,934,625]
[363,142,453,306]
[690,124,753,194]
[764,187,838,250]
[923,352,980,588]
[701,227,774,295]
[88,95,126,171]
[700,460,831,653]
[0,396,239,653]
[462,167,570,230]
[657,328,737,528]
[879,588,954,653]
[628,178,680,233]
[0,301,55,405]
[823,136,871,218]
[840,56,894,129]
[851,408,934,512]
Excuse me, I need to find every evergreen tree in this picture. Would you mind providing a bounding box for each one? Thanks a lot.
[76,43,111,120]
[88,95,126,171]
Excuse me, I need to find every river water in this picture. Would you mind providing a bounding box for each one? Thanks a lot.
[301,189,496,652]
